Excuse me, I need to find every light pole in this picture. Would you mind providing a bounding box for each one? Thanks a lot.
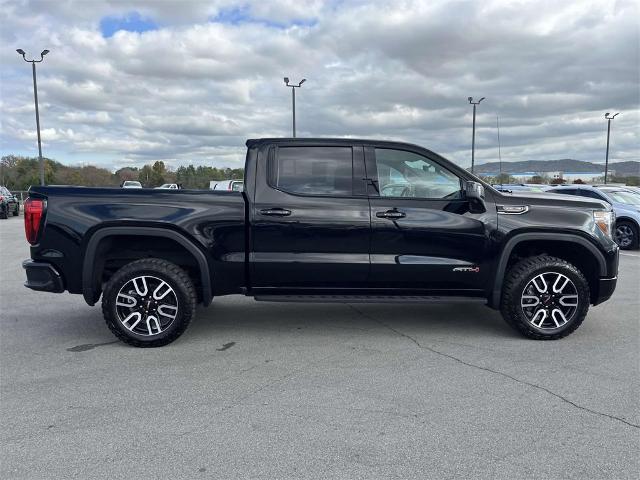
[284,77,306,137]
[604,112,619,184]
[468,96,485,173]
[16,49,50,186]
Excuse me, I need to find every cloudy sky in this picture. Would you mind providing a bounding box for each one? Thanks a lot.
[1,0,638,171]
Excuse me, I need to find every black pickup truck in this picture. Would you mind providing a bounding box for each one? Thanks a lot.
[22,138,619,347]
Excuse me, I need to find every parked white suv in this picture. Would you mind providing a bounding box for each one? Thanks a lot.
[121,181,142,189]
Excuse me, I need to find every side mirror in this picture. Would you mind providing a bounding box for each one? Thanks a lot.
[465,181,486,213]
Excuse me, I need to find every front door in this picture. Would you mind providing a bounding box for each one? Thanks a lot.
[366,146,494,293]
[251,143,370,291]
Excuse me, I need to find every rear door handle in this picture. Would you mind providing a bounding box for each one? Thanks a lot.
[260,208,292,217]
[376,210,406,219]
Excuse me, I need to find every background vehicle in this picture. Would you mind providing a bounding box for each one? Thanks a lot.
[0,186,20,219]
[155,184,181,189]
[546,184,640,249]
[120,181,142,189]
[22,138,618,347]
[492,183,546,193]
[210,179,243,191]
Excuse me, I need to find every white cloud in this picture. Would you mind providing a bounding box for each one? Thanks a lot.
[0,0,638,170]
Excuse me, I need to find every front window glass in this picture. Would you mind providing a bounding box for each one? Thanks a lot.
[374,148,462,199]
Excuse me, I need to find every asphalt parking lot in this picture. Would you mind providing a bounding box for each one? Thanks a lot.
[1,216,638,479]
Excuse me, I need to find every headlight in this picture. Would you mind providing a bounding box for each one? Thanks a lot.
[593,210,614,238]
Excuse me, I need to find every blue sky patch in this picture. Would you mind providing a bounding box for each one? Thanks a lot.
[211,5,317,29]
[100,12,158,38]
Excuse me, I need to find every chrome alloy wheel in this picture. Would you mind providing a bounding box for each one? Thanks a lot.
[520,272,579,330]
[115,276,179,336]
[614,224,634,248]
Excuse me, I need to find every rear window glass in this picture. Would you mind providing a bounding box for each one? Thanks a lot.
[271,146,353,196]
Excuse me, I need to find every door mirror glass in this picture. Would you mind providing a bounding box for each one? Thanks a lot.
[465,181,486,212]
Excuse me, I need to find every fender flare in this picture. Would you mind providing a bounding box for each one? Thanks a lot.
[490,232,607,308]
[82,226,213,307]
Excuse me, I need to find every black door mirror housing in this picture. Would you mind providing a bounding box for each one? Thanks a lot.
[465,181,486,213]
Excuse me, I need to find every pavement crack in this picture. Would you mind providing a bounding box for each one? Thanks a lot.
[216,341,236,351]
[347,304,639,430]
[66,340,120,352]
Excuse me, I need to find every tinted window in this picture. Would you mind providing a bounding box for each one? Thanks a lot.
[551,188,576,195]
[579,189,606,200]
[272,146,353,196]
[374,148,462,199]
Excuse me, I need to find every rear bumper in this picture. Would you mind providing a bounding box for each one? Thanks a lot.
[23,260,64,293]
[593,276,617,306]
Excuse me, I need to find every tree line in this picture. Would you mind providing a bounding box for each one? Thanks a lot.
[484,172,639,186]
[0,155,244,191]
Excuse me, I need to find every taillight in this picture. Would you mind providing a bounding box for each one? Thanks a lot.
[24,198,45,245]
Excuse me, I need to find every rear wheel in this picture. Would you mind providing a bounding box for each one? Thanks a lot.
[614,220,638,250]
[500,255,590,340]
[0,205,7,219]
[12,204,19,216]
[102,258,197,347]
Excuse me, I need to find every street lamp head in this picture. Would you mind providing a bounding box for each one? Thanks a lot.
[16,48,25,55]
[479,97,485,103]
[468,96,473,103]
[605,112,610,117]
[284,77,290,85]
[613,112,620,118]
[41,49,50,56]
[299,78,306,85]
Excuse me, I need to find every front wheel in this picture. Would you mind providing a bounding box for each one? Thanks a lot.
[500,255,590,340]
[614,220,638,250]
[102,258,197,347]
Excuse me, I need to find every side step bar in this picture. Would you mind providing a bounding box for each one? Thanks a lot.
[254,294,487,304]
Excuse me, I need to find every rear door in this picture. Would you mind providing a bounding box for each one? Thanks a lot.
[366,146,494,292]
[250,143,370,290]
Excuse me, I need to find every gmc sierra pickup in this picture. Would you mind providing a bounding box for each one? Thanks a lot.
[22,138,619,347]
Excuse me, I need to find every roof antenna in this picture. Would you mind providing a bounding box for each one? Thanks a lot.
[497,114,503,185]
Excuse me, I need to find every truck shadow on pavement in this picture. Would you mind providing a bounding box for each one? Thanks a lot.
[185,299,516,343]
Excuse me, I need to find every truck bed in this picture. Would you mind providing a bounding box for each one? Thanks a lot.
[27,186,247,300]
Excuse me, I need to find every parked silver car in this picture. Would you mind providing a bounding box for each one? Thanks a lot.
[546,185,640,249]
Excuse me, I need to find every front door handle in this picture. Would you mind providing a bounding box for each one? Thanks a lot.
[376,210,406,219]
[260,208,292,216]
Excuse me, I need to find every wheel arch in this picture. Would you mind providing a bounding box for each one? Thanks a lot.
[490,233,607,308]
[82,227,212,307]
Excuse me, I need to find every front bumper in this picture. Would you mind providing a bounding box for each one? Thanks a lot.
[593,276,617,306]
[23,260,64,293]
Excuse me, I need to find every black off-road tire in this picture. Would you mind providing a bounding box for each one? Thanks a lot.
[0,206,7,219]
[12,205,19,216]
[500,255,590,340]
[102,258,197,347]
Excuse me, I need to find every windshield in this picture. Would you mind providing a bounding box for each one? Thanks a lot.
[607,190,640,206]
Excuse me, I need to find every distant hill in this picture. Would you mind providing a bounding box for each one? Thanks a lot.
[473,159,640,176]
